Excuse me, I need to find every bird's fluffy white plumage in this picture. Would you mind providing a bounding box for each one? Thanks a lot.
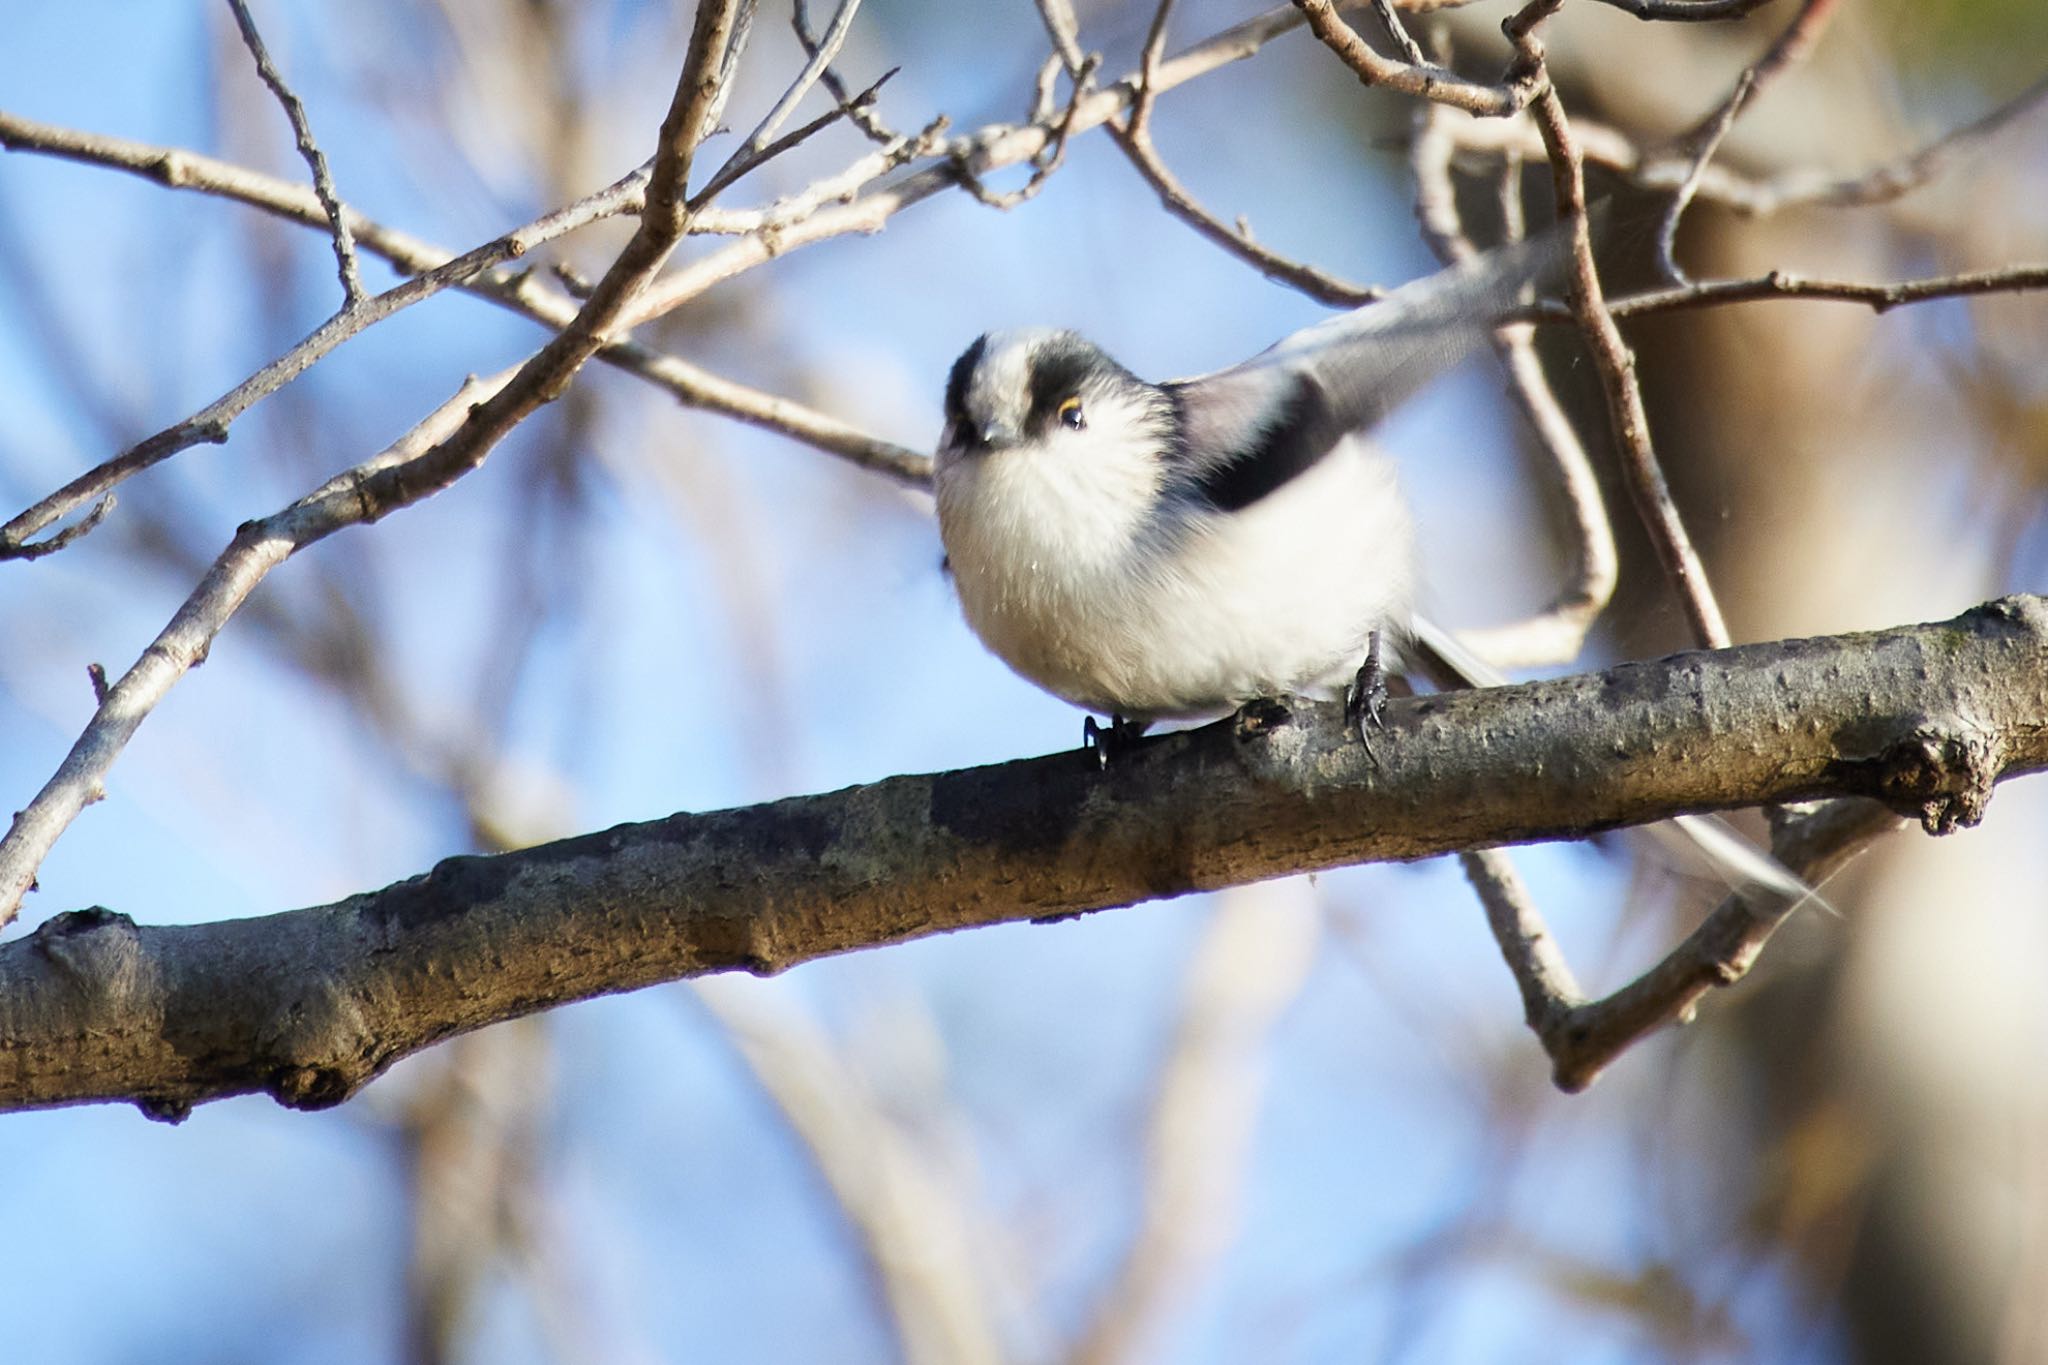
[938,373,1411,717]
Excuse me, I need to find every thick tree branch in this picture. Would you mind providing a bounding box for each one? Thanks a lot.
[1,597,2041,1120]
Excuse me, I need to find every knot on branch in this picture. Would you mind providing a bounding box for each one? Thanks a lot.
[1977,592,2048,637]
[1875,716,2002,835]
[257,978,377,1111]
[32,907,148,1009]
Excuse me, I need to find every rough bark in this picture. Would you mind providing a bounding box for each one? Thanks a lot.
[2,595,2042,1120]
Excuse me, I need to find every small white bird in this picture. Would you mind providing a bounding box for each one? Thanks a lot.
[934,233,1561,748]
[934,234,1824,910]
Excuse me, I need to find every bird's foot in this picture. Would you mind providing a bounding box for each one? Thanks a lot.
[1345,629,1389,756]
[1233,696,1294,740]
[1083,713,1150,770]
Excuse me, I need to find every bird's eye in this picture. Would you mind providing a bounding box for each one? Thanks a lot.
[1057,396,1086,430]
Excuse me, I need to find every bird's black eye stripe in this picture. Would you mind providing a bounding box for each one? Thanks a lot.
[1026,335,1107,430]
[943,334,989,427]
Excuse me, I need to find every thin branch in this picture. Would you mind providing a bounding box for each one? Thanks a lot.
[1511,13,1731,648]
[1106,0,1382,308]
[793,0,898,143]
[1292,0,1541,119]
[689,65,898,209]
[1793,70,2048,210]
[602,337,932,484]
[1032,0,1088,75]
[1433,71,2048,216]
[952,53,1100,211]
[744,0,860,150]
[1583,0,1780,19]
[1460,849,1583,1037]
[223,0,365,308]
[1652,69,1752,284]
[3,595,2042,1116]
[1563,263,2048,320]
[1368,0,1429,67]
[624,4,1336,328]
[0,495,115,562]
[696,0,759,150]
[0,0,753,925]
[1128,0,1179,141]
[1544,798,1905,1091]
[0,164,653,559]
[1674,0,1839,145]
[703,0,864,199]
[1653,0,1841,281]
[1410,92,1617,670]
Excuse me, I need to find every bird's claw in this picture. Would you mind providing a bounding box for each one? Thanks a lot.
[1345,629,1389,756]
[1083,713,1149,770]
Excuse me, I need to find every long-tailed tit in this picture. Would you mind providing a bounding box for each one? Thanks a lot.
[933,231,1822,909]
[935,232,1560,741]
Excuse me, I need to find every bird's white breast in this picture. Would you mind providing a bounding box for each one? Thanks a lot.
[937,429,1414,720]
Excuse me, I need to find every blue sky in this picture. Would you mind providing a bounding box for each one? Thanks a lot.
[3,3,2043,1362]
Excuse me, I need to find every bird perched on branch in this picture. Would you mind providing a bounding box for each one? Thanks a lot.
[934,229,1564,751]
[934,225,1823,910]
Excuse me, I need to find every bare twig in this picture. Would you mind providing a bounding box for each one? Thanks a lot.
[1793,70,2048,209]
[625,4,1336,328]
[1293,0,1540,119]
[1032,0,1088,75]
[1653,0,1841,281]
[1410,94,1617,669]
[1433,72,2048,217]
[1369,0,1429,67]
[1554,263,2048,320]
[223,0,365,307]
[1652,69,1753,284]
[1584,0,1780,19]
[953,53,1100,211]
[698,0,759,148]
[1127,0,1179,141]
[1107,0,1381,307]
[1543,799,1901,1091]
[793,0,898,143]
[0,0,754,925]
[1460,850,1583,1037]
[1510,11,1731,648]
[1675,0,1839,144]
[0,494,115,562]
[0,163,653,558]
[704,0,865,198]
[689,65,898,209]
[604,338,932,484]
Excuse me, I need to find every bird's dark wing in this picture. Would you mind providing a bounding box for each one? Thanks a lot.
[1167,227,1573,513]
